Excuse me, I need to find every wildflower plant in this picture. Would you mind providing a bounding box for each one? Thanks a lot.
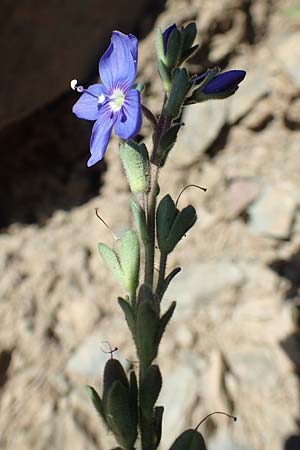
[71,24,245,450]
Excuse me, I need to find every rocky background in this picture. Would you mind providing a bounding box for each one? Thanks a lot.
[1,1,300,449]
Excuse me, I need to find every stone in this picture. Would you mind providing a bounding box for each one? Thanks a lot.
[274,32,300,88]
[159,366,199,449]
[66,332,128,379]
[248,188,296,239]
[170,100,228,166]
[166,262,244,313]
[228,68,270,123]
[285,97,300,129]
[0,0,151,129]
[226,179,261,217]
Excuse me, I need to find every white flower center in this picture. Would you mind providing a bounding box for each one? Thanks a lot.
[98,93,105,104]
[109,89,125,112]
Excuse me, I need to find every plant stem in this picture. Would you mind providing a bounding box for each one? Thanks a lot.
[144,163,159,288]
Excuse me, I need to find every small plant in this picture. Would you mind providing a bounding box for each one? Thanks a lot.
[71,23,245,450]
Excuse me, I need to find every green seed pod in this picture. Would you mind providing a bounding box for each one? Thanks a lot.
[169,430,207,450]
[119,229,140,295]
[140,365,162,419]
[164,68,191,118]
[120,141,150,194]
[156,194,178,250]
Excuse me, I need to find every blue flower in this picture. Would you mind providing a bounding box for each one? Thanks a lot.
[71,31,142,167]
[202,70,246,94]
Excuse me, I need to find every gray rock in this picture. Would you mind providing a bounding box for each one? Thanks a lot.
[228,68,270,123]
[248,188,296,239]
[166,262,244,311]
[170,100,227,166]
[274,32,300,87]
[0,0,150,128]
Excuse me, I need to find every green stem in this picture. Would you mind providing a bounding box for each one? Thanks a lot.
[144,163,159,288]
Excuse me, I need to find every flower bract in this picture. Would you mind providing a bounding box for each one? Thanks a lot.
[72,31,142,167]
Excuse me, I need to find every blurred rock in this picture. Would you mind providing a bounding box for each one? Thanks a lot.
[0,0,151,129]
[274,32,300,88]
[226,178,261,217]
[285,97,300,130]
[242,99,274,131]
[167,262,244,311]
[170,101,227,166]
[228,68,270,123]
[248,188,296,239]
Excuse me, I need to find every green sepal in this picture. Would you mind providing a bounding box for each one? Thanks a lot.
[98,243,123,288]
[134,82,145,92]
[86,385,108,427]
[164,68,191,118]
[156,195,178,250]
[156,27,167,64]
[136,295,160,367]
[102,359,129,410]
[190,87,238,104]
[165,205,197,253]
[119,229,140,295]
[140,365,162,419]
[179,45,199,65]
[157,268,181,301]
[130,195,149,244]
[158,59,172,92]
[118,297,135,337]
[157,301,176,345]
[154,406,164,449]
[120,141,150,193]
[169,430,207,450]
[181,23,197,53]
[106,380,138,450]
[158,124,181,167]
[129,371,138,428]
[166,27,182,71]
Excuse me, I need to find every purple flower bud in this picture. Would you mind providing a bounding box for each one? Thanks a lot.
[162,24,177,53]
[203,70,246,94]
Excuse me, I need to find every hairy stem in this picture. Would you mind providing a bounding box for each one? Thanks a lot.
[155,251,167,299]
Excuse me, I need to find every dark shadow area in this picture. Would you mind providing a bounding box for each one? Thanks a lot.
[0,92,105,228]
[206,124,231,159]
[269,251,300,300]
[0,349,13,388]
[284,435,300,450]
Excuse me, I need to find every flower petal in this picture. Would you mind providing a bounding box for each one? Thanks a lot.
[72,84,106,121]
[99,31,136,91]
[114,89,142,140]
[128,34,138,73]
[204,70,246,94]
[87,105,117,166]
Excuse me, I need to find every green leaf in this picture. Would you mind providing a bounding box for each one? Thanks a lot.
[181,23,197,52]
[158,124,181,167]
[156,195,178,251]
[118,297,135,337]
[154,406,164,449]
[166,27,182,70]
[136,298,160,367]
[129,371,138,427]
[106,380,137,450]
[164,68,191,118]
[86,385,108,427]
[157,267,181,301]
[140,365,162,419]
[103,359,129,410]
[157,301,176,345]
[158,59,172,92]
[165,205,197,253]
[156,27,167,63]
[98,243,123,287]
[169,430,207,450]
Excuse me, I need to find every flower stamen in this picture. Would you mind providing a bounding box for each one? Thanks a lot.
[109,88,125,112]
